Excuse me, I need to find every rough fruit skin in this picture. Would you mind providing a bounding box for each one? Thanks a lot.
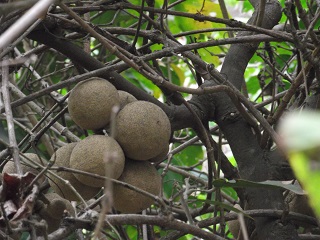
[45,195,68,220]
[49,143,101,201]
[227,204,242,239]
[288,192,315,217]
[70,135,125,187]
[45,192,75,217]
[118,90,137,109]
[39,192,75,233]
[2,153,46,183]
[113,160,161,213]
[68,77,120,130]
[115,101,171,160]
[148,144,169,163]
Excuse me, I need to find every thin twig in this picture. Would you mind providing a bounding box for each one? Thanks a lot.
[0,19,42,59]
[0,0,56,50]
[1,55,22,174]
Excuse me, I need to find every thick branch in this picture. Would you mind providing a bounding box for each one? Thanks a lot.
[27,30,193,130]
[62,215,226,240]
[203,0,299,239]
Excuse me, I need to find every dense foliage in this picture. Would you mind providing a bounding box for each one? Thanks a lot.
[0,0,320,239]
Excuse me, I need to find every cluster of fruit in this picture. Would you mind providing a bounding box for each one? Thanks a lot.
[1,77,171,233]
[63,77,171,213]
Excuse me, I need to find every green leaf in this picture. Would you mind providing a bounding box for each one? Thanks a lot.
[289,153,320,218]
[126,225,138,239]
[242,1,254,12]
[122,70,163,99]
[172,144,204,167]
[245,67,261,96]
[162,169,184,199]
[222,187,238,200]
[91,11,118,25]
[174,0,224,36]
[58,88,68,96]
[170,63,186,86]
[228,156,237,167]
[197,46,221,66]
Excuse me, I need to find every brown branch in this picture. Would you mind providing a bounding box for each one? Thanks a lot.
[271,46,320,124]
[1,56,22,175]
[63,215,226,240]
[53,3,293,42]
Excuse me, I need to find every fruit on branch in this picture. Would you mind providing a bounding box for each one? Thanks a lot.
[228,218,240,239]
[104,90,137,133]
[48,143,101,201]
[2,153,47,184]
[118,90,137,109]
[38,192,75,233]
[287,192,315,217]
[45,193,71,219]
[227,204,242,239]
[68,77,120,130]
[65,87,169,212]
[115,101,171,160]
[70,135,125,187]
[113,159,161,213]
[284,181,315,218]
[148,144,169,164]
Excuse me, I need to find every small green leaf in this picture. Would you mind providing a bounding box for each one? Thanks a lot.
[172,144,204,167]
[245,67,261,96]
[197,46,221,66]
[162,170,184,199]
[174,0,224,36]
[170,63,186,86]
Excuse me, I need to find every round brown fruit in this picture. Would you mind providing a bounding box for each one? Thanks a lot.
[68,77,120,130]
[288,193,315,217]
[48,143,101,201]
[40,213,60,234]
[44,193,68,220]
[39,192,75,233]
[113,160,161,213]
[2,153,46,183]
[45,192,75,217]
[115,101,171,160]
[37,206,61,234]
[148,144,169,164]
[228,219,240,239]
[70,135,125,187]
[227,204,242,239]
[118,90,137,109]
[103,91,137,134]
